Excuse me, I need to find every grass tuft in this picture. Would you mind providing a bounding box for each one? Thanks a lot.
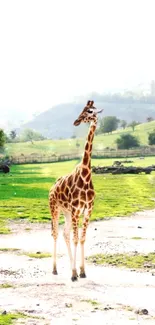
[0,312,26,325]
[88,252,155,269]
[26,252,51,259]
[0,248,20,252]
[81,299,100,306]
[0,283,14,289]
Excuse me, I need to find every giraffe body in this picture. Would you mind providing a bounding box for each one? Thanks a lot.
[49,100,103,280]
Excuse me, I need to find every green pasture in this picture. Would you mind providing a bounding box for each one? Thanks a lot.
[0,157,155,233]
[4,120,155,156]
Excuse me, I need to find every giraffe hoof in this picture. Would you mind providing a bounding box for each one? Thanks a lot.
[80,272,86,278]
[52,269,58,275]
[71,275,78,282]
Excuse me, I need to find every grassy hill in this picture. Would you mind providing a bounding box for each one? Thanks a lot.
[4,120,155,157]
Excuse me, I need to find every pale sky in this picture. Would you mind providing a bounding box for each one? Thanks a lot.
[0,0,155,121]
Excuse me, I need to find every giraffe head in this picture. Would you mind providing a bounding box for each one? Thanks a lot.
[74,100,103,126]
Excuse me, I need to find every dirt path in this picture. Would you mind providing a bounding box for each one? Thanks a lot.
[0,210,155,324]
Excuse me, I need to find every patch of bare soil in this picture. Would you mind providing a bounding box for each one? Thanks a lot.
[0,209,155,324]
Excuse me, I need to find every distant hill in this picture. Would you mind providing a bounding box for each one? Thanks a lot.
[5,120,155,157]
[19,97,155,139]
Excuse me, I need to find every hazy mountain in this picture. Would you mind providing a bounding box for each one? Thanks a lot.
[20,97,155,139]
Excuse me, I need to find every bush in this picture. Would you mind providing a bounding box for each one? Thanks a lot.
[0,129,6,149]
[116,134,140,149]
[148,129,155,145]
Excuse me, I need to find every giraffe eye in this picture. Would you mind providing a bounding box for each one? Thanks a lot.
[87,109,93,114]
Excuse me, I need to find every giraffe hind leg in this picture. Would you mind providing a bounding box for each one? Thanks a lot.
[71,211,79,281]
[63,212,73,271]
[50,206,60,275]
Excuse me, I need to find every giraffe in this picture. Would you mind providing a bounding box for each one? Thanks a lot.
[49,100,103,281]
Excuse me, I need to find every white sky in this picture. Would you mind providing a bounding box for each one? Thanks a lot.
[0,0,155,119]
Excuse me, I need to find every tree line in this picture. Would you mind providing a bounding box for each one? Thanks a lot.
[96,116,154,135]
[0,115,155,151]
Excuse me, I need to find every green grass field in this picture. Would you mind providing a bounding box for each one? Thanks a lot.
[4,120,155,157]
[0,157,155,234]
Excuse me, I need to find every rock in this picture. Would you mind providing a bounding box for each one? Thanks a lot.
[135,308,148,315]
[94,228,97,231]
[1,310,7,315]
[138,226,142,229]
[141,309,148,315]
[65,303,72,308]
[144,263,152,269]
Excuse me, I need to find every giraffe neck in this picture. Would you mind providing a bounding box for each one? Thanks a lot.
[81,121,97,169]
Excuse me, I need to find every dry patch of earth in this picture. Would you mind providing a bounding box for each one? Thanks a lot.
[0,209,155,324]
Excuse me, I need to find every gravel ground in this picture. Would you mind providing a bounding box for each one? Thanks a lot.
[0,209,155,324]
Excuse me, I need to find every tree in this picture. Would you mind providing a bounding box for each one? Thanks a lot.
[0,129,6,149]
[10,130,17,141]
[148,129,155,145]
[116,133,140,149]
[76,141,80,148]
[120,120,127,129]
[128,121,138,131]
[99,116,120,134]
[147,117,154,122]
[20,128,45,143]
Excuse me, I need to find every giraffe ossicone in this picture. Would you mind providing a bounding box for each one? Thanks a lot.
[49,100,103,281]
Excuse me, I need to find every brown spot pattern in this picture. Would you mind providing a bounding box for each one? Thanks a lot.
[61,193,67,201]
[67,175,73,187]
[87,190,95,201]
[80,191,86,201]
[85,173,91,182]
[73,188,80,199]
[85,143,89,151]
[65,187,69,196]
[83,152,89,165]
[82,168,89,178]
[72,199,79,207]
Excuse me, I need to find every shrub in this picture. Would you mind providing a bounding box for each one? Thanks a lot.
[116,133,140,149]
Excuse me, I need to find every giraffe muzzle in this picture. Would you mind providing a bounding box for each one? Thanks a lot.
[73,119,81,126]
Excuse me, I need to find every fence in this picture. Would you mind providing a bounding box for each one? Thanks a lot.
[8,146,155,164]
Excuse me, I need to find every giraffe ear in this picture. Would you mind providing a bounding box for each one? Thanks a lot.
[87,100,91,106]
[90,100,94,107]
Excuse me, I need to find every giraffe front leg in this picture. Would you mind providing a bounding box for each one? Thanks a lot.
[80,209,91,278]
[71,212,79,281]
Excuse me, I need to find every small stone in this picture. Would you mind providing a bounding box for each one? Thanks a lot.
[138,226,142,229]
[65,303,72,308]
[36,303,40,306]
[144,263,152,269]
[94,228,97,231]
[135,308,148,315]
[141,309,148,315]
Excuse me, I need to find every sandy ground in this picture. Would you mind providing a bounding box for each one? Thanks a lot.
[0,209,155,324]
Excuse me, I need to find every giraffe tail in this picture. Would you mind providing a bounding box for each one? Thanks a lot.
[51,219,53,236]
